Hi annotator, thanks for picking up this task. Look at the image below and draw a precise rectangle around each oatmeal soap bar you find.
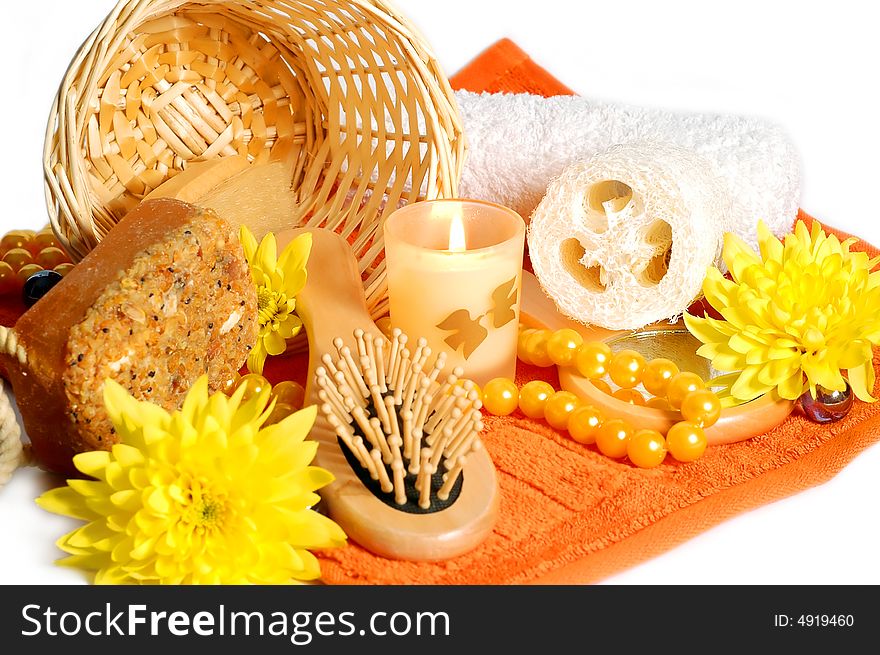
[2,199,258,474]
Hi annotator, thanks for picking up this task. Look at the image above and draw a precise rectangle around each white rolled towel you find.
[528,142,730,330]
[455,90,801,249]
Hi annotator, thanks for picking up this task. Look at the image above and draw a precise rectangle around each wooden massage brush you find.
[278,228,499,562]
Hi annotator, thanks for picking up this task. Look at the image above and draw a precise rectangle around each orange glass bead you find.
[627,430,668,469]
[524,330,554,368]
[454,379,482,403]
[2,248,34,271]
[609,349,647,389]
[595,418,634,458]
[36,247,69,270]
[612,388,646,406]
[30,230,60,254]
[544,391,580,430]
[666,372,706,410]
[646,396,673,411]
[680,389,722,428]
[546,329,584,367]
[266,402,297,426]
[0,230,35,255]
[237,373,271,402]
[219,373,241,396]
[568,405,603,444]
[271,380,306,410]
[641,358,680,397]
[517,328,537,364]
[54,263,75,276]
[592,379,613,395]
[0,262,18,295]
[375,316,394,340]
[16,264,44,285]
[519,380,555,419]
[575,341,613,379]
[666,421,708,462]
[482,378,519,416]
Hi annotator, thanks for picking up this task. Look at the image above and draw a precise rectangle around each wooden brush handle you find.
[278,228,372,371]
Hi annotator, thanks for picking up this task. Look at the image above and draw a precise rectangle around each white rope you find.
[0,325,26,367]
[0,326,29,489]
[0,379,28,489]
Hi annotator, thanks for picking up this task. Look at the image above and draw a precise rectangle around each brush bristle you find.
[317,329,484,509]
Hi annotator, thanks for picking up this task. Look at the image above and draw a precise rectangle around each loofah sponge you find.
[455,90,801,250]
[528,142,730,330]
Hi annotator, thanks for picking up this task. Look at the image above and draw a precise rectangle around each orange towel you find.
[450,38,575,96]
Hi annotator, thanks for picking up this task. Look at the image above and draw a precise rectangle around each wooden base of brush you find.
[520,272,795,445]
[311,413,499,561]
[283,228,499,562]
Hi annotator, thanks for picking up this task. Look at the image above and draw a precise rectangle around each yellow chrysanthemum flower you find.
[37,377,346,585]
[685,221,880,404]
[240,226,311,374]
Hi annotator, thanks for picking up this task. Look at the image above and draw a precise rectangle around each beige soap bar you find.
[143,156,298,239]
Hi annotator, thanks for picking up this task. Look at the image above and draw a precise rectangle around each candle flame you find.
[448,208,467,251]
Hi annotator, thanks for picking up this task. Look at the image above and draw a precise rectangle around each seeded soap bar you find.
[5,199,258,474]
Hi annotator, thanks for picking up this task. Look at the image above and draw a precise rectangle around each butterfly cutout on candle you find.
[436,277,519,359]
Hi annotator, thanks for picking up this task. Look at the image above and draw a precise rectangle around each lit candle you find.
[383,199,526,385]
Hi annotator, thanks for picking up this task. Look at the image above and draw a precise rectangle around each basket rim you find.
[43,0,466,282]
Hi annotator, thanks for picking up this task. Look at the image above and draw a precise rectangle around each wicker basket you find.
[43,0,464,317]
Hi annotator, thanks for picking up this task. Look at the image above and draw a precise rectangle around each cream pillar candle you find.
[384,199,526,386]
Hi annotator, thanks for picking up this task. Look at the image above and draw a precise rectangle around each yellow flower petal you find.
[757,220,783,262]
[684,313,730,346]
[67,478,107,498]
[73,450,112,479]
[723,232,761,281]
[247,345,269,375]
[701,268,737,309]
[778,371,806,400]
[730,365,771,402]
[255,232,278,278]
[278,233,312,294]
[277,319,302,344]
[66,522,116,549]
[838,340,872,370]
[849,361,877,403]
[274,405,318,444]
[37,487,96,521]
[238,225,259,263]
[263,329,287,356]
[111,444,145,468]
[711,347,746,372]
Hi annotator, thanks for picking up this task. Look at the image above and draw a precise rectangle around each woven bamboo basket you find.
[43,0,465,317]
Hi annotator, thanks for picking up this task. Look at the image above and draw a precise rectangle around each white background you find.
[1,0,878,585]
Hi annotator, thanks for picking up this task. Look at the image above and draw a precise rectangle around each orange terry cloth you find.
[312,41,880,584]
[451,38,575,96]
